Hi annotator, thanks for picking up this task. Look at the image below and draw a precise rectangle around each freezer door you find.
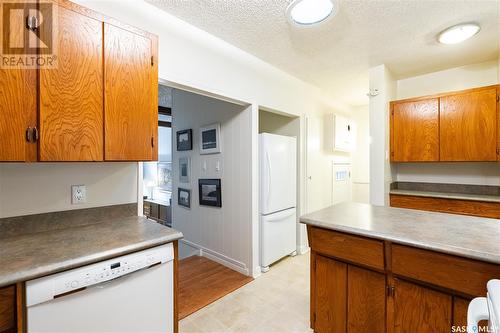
[260,133,297,215]
[260,208,297,267]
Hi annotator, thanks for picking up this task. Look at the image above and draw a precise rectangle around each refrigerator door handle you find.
[266,209,296,222]
[266,151,271,209]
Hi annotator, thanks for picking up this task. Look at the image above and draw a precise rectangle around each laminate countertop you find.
[300,202,500,265]
[0,216,183,288]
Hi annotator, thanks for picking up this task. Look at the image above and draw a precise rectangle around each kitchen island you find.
[301,202,500,333]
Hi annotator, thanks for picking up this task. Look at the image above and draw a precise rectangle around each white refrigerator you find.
[260,133,297,272]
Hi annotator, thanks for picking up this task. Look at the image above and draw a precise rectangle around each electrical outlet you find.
[71,185,86,204]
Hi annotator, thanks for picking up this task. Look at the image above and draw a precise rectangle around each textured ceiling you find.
[146,0,500,106]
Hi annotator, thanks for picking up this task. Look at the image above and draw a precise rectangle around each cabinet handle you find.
[33,127,39,141]
[26,16,38,31]
[151,136,155,148]
[25,127,33,142]
[387,285,395,297]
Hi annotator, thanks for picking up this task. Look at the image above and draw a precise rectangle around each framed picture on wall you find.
[178,188,191,208]
[198,179,222,207]
[179,157,190,183]
[176,129,193,151]
[157,162,172,191]
[200,123,221,154]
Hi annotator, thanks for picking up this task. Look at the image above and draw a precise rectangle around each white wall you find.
[396,163,500,186]
[394,60,500,186]
[369,65,396,206]
[397,60,499,99]
[172,90,253,275]
[351,105,370,203]
[0,163,137,218]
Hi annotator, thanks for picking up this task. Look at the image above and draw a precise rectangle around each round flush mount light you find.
[286,0,336,26]
[438,23,480,44]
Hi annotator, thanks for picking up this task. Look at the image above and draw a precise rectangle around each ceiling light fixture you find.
[438,23,480,44]
[286,0,336,26]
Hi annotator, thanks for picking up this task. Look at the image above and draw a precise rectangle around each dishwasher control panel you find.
[26,243,174,307]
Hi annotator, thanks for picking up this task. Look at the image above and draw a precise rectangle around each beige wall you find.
[397,60,498,99]
[0,163,137,218]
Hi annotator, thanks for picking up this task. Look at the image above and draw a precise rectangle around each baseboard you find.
[180,239,249,276]
[298,245,310,255]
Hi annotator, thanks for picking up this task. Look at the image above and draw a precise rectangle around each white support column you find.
[250,103,261,278]
[369,65,396,206]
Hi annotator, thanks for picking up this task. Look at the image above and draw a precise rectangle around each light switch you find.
[71,185,87,204]
[202,161,207,172]
[215,160,220,172]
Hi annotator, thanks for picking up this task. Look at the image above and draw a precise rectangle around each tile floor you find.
[179,252,312,333]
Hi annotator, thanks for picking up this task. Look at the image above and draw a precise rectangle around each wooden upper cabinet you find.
[498,86,500,161]
[393,279,452,333]
[0,1,37,162]
[391,98,439,162]
[39,6,103,161]
[440,87,497,161]
[104,23,157,161]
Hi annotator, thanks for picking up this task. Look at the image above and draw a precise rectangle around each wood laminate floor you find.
[179,256,253,319]
[180,253,311,332]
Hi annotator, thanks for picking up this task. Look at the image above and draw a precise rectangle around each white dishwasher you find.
[26,243,174,333]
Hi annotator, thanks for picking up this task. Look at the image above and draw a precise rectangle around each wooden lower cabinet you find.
[393,279,452,333]
[314,255,347,333]
[347,266,386,333]
[0,286,15,333]
[313,256,386,333]
[308,226,499,333]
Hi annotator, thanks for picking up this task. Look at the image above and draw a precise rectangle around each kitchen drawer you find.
[0,285,15,333]
[392,244,500,296]
[308,226,385,270]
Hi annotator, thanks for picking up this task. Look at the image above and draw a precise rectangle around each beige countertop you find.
[0,216,183,288]
[390,189,500,203]
[300,202,500,265]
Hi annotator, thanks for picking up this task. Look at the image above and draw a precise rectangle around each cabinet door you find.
[440,88,497,161]
[0,286,15,332]
[0,1,37,162]
[394,279,452,333]
[453,297,488,332]
[104,24,156,161]
[39,6,103,161]
[391,98,439,162]
[315,255,347,333]
[347,266,385,333]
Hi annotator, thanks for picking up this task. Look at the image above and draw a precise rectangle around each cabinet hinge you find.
[151,56,154,66]
[387,285,395,297]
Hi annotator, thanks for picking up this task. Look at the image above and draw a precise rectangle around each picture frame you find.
[178,188,191,208]
[157,162,172,191]
[200,123,221,155]
[179,157,190,183]
[176,129,193,151]
[198,179,222,207]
